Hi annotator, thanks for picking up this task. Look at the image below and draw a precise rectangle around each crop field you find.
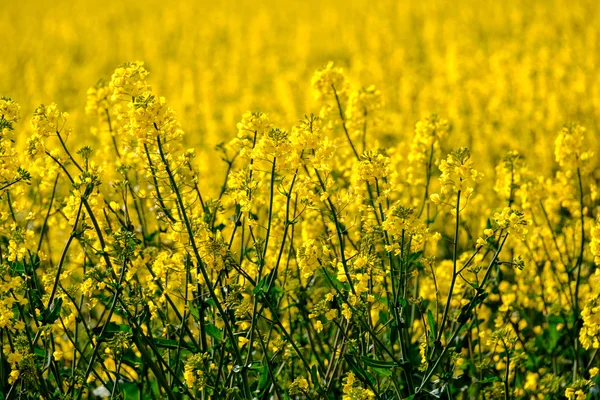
[1,0,600,399]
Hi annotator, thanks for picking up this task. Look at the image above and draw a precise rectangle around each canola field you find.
[1,0,600,398]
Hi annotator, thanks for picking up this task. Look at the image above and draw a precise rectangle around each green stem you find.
[437,190,461,343]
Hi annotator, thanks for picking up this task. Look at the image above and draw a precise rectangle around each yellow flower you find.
[431,147,482,208]
[0,97,21,123]
[591,221,600,266]
[184,369,196,387]
[342,304,352,320]
[110,61,150,101]
[289,377,310,395]
[294,377,308,391]
[30,103,68,137]
[493,207,529,240]
[7,351,22,365]
[314,320,323,333]
[311,61,348,100]
[555,123,593,173]
[325,309,338,321]
[238,336,249,346]
[8,369,20,385]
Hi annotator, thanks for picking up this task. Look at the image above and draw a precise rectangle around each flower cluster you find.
[555,123,593,174]
[311,61,349,100]
[342,372,375,400]
[0,97,21,129]
[430,147,482,207]
[591,221,600,266]
[580,294,600,350]
[493,207,529,240]
[409,114,450,167]
[109,61,151,101]
[30,103,68,137]
[85,79,112,117]
[236,111,272,151]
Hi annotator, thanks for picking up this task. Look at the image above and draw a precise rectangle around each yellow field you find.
[3,0,599,169]
[1,0,599,399]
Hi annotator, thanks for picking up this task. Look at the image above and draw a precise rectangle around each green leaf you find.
[371,366,393,377]
[360,356,397,369]
[205,297,218,308]
[38,297,62,325]
[253,275,268,295]
[121,382,140,399]
[478,376,500,384]
[144,231,159,243]
[427,309,437,339]
[10,261,25,275]
[310,365,320,390]
[190,305,200,322]
[206,323,223,342]
[153,338,193,350]
[154,338,179,349]
[397,297,408,308]
[33,347,46,358]
[257,364,269,391]
[248,362,263,371]
[93,322,131,340]
[547,314,563,352]
[111,322,131,333]
[408,251,423,263]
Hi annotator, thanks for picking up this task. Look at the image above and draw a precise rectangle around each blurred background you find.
[2,0,599,176]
